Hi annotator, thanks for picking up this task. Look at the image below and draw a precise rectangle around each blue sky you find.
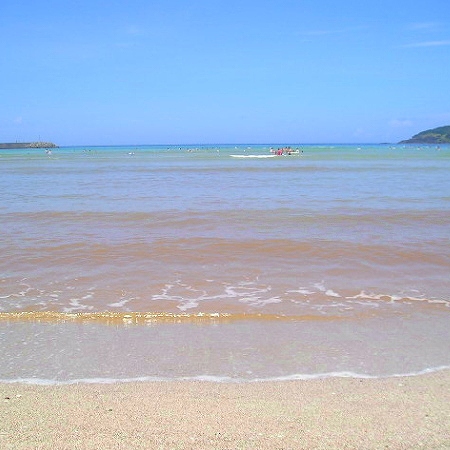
[1,0,450,145]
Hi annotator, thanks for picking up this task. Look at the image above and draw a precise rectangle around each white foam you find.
[314,281,327,292]
[108,298,133,308]
[325,289,341,298]
[2,365,449,386]
[151,278,276,309]
[346,290,449,306]
[239,296,281,307]
[177,299,200,311]
[287,288,315,295]
[62,294,94,313]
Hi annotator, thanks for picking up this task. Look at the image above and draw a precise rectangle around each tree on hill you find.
[399,125,450,144]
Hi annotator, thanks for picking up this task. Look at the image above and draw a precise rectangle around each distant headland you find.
[0,142,58,149]
[399,125,450,144]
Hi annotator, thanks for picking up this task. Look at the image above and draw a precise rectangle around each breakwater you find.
[0,142,57,149]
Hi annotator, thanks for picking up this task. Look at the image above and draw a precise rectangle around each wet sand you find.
[1,370,449,449]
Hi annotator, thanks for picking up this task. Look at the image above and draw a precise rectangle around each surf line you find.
[0,311,352,325]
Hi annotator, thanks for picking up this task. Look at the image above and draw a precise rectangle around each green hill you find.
[399,125,450,144]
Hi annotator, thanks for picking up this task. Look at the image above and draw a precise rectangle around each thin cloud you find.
[298,25,367,37]
[407,22,441,31]
[124,25,146,37]
[402,40,450,48]
[301,29,342,36]
[114,25,147,49]
[390,119,413,128]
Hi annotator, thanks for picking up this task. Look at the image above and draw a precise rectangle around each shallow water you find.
[0,144,449,382]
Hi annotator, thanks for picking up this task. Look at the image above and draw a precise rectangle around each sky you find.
[1,0,450,145]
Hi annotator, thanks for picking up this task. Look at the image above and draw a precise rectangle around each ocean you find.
[0,143,449,383]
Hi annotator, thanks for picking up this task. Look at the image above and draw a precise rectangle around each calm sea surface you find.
[0,144,449,383]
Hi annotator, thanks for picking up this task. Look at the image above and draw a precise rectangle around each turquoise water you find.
[0,143,449,383]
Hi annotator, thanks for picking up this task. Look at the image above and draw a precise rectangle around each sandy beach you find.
[1,370,449,450]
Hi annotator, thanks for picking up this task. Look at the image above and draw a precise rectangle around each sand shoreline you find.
[1,370,449,449]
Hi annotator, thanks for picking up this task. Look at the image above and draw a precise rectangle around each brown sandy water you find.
[0,144,449,382]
